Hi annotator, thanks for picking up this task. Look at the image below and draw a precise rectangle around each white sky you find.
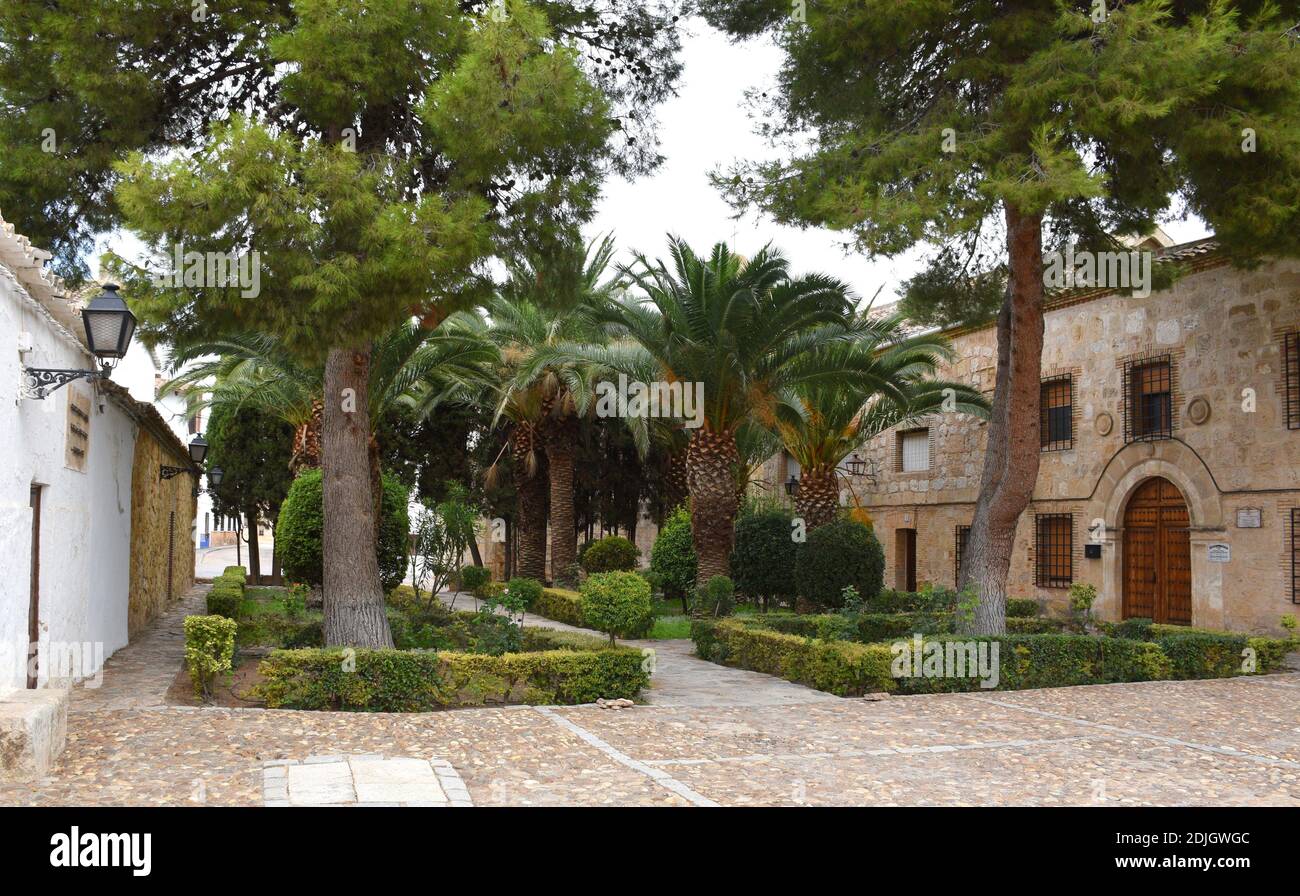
[103,17,1213,316]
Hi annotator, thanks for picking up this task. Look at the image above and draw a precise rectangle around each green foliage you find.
[581,571,654,643]
[459,565,492,598]
[898,249,1006,330]
[864,588,959,614]
[1005,599,1040,619]
[691,619,895,697]
[409,485,478,602]
[206,568,246,619]
[505,577,544,610]
[205,402,295,525]
[692,575,736,619]
[257,639,648,711]
[276,468,410,592]
[530,587,587,629]
[731,509,796,606]
[184,615,238,700]
[580,535,639,573]
[795,518,885,609]
[649,506,697,604]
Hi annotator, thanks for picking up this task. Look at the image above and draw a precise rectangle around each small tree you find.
[692,575,735,619]
[731,509,796,611]
[581,572,652,645]
[650,505,697,612]
[580,535,640,573]
[795,519,885,611]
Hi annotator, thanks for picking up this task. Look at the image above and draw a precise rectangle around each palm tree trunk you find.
[686,428,740,580]
[291,399,323,473]
[960,205,1044,635]
[543,415,579,585]
[794,465,840,530]
[511,424,548,580]
[321,345,393,648]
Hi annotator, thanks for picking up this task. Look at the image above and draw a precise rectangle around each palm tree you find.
[490,234,624,584]
[776,316,990,529]
[530,238,866,579]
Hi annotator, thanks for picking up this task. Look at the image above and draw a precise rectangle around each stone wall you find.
[126,424,197,638]
[759,251,1300,634]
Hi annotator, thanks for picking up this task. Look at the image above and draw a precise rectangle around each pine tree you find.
[701,0,1300,632]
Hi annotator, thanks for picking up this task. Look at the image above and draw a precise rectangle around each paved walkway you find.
[2,588,1298,806]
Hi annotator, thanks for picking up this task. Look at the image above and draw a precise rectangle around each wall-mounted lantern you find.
[784,474,800,497]
[24,284,137,399]
[161,434,221,497]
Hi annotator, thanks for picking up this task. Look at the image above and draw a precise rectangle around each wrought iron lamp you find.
[784,474,800,497]
[24,284,136,399]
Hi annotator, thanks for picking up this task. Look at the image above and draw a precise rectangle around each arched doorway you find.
[1122,477,1192,624]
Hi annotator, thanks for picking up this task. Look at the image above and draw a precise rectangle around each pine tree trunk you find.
[686,428,740,581]
[960,205,1045,636]
[511,423,548,580]
[794,464,840,530]
[321,345,393,648]
[544,415,578,585]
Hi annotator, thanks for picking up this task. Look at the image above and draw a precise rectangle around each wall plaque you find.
[1236,507,1262,528]
[1207,543,1231,563]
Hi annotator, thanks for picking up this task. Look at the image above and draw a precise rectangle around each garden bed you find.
[182,583,649,710]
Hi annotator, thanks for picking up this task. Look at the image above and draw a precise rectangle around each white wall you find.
[0,266,135,695]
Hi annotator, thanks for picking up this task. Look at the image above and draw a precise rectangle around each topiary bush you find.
[795,518,885,610]
[581,571,653,644]
[580,535,640,573]
[731,509,797,610]
[692,575,735,618]
[505,576,543,609]
[184,615,237,699]
[1005,598,1039,618]
[206,568,245,619]
[459,565,492,598]
[650,506,697,611]
[276,468,410,593]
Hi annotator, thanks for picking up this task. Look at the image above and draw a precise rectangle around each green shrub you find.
[731,509,797,608]
[257,642,649,710]
[184,615,238,699]
[865,588,959,613]
[1154,631,1251,679]
[795,518,885,609]
[276,468,410,592]
[459,565,492,597]
[531,587,586,627]
[1005,598,1039,618]
[1005,616,1070,634]
[206,569,245,619]
[1104,617,1154,640]
[650,507,697,609]
[581,571,654,643]
[580,535,640,573]
[691,619,894,696]
[222,565,247,584]
[505,577,544,610]
[692,575,736,618]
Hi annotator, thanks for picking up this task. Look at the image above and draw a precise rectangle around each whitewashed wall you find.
[0,265,135,695]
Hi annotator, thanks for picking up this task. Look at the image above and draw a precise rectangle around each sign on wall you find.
[1235,507,1262,528]
[1207,543,1231,563]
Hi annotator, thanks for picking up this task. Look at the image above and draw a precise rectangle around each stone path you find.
[1,586,1297,806]
[264,755,472,807]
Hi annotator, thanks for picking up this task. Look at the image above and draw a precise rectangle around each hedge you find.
[184,614,237,698]
[529,585,654,638]
[691,619,894,696]
[256,640,649,710]
[206,567,246,619]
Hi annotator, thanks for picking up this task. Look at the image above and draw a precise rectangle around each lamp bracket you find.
[160,465,197,482]
[21,366,103,400]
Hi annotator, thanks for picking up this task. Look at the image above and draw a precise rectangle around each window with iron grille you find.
[1034,513,1073,588]
[954,525,970,587]
[1040,375,1073,450]
[1285,332,1300,430]
[1292,508,1300,604]
[1123,357,1173,442]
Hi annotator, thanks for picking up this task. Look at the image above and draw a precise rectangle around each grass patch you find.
[647,615,692,639]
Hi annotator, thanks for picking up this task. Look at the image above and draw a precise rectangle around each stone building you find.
[763,237,1300,635]
[0,212,195,777]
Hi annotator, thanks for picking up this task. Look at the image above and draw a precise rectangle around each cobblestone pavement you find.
[2,587,1297,806]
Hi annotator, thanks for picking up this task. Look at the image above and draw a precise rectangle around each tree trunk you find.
[686,428,740,581]
[246,507,262,583]
[291,399,323,473]
[511,423,548,580]
[794,464,840,529]
[321,345,393,647]
[960,205,1045,635]
[543,415,578,585]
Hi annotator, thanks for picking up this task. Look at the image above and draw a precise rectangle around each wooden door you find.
[896,528,918,592]
[1123,477,1191,624]
[28,486,41,689]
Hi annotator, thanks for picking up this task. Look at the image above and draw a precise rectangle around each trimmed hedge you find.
[256,638,649,710]
[581,571,654,641]
[531,587,586,627]
[1005,598,1039,618]
[691,619,894,696]
[580,535,640,573]
[206,567,246,618]
[863,587,958,614]
[184,614,237,698]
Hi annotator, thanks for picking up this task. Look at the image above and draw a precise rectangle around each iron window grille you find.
[955,525,970,587]
[1040,375,1074,451]
[1292,508,1300,604]
[1123,356,1173,442]
[1034,513,1074,589]
[1285,332,1300,430]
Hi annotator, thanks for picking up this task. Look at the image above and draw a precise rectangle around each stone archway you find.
[1086,440,1225,627]
[1121,477,1192,624]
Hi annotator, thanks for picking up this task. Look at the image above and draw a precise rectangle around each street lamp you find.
[25,283,138,398]
[161,435,216,496]
[188,434,209,466]
[208,466,224,488]
[844,453,867,476]
[784,474,800,497]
